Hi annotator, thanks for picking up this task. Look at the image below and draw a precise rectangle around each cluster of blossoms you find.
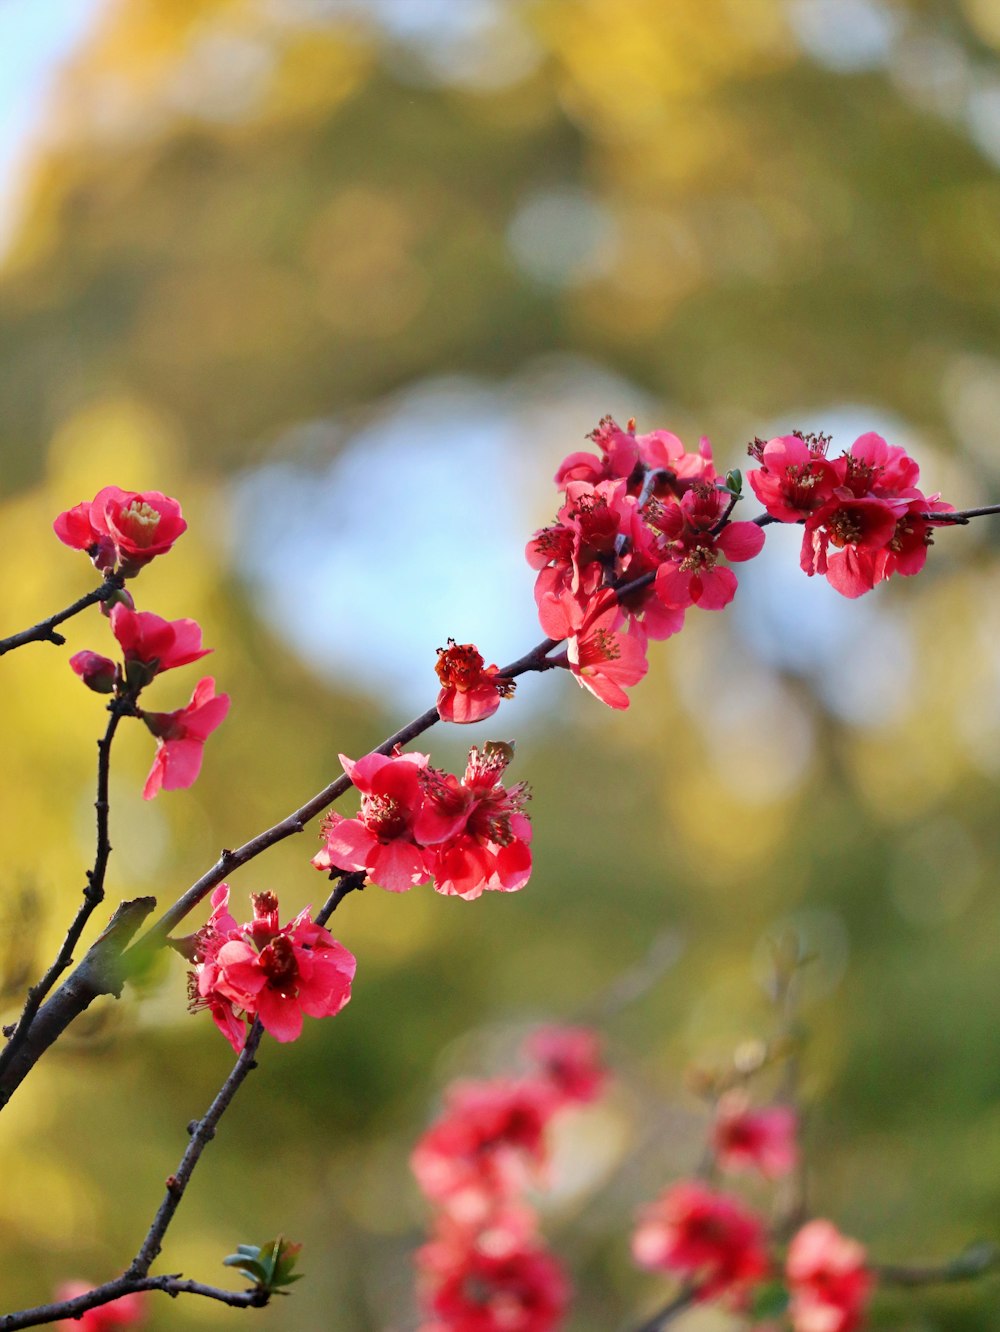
[748,431,953,598]
[529,418,953,709]
[529,417,765,708]
[312,742,531,899]
[175,885,357,1052]
[633,1090,872,1330]
[55,486,229,799]
[412,1026,606,1331]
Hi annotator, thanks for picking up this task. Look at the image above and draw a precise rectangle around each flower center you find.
[260,935,299,993]
[119,499,162,547]
[362,793,408,840]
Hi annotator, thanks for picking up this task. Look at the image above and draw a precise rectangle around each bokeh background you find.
[2,0,1000,1327]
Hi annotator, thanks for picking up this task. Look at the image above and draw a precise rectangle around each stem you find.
[0,1276,267,1330]
[316,871,367,928]
[876,1242,1000,1287]
[127,1021,266,1280]
[631,1286,697,1332]
[0,703,125,1075]
[921,504,1000,524]
[0,578,122,657]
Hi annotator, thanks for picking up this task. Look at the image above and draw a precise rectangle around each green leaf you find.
[748,1281,789,1321]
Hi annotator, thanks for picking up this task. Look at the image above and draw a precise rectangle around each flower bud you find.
[69,651,118,694]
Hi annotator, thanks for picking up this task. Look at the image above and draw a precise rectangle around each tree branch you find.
[0,702,127,1073]
[0,1275,268,1330]
[0,578,122,657]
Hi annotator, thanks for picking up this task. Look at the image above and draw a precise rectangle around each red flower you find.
[312,749,431,893]
[53,486,185,575]
[56,1284,145,1330]
[566,589,648,710]
[632,1180,769,1300]
[188,886,356,1050]
[651,483,765,612]
[417,1230,569,1332]
[140,677,230,799]
[110,604,210,685]
[411,1079,554,1219]
[69,650,118,695]
[712,1093,797,1178]
[436,641,515,724]
[786,1220,873,1332]
[523,1026,606,1108]
[416,743,532,899]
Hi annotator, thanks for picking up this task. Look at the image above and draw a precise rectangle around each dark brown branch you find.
[0,1275,268,1330]
[920,503,1000,524]
[631,1286,697,1331]
[127,1020,266,1280]
[0,897,154,1109]
[317,871,367,927]
[876,1242,1000,1287]
[0,578,122,657]
[0,702,127,1075]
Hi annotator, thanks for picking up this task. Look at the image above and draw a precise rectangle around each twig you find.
[0,1275,267,1330]
[127,1020,266,1279]
[876,1242,1000,1287]
[0,702,127,1074]
[0,578,122,657]
[317,870,367,927]
[631,1285,698,1332]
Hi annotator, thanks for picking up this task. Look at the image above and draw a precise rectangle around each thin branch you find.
[0,1275,267,1330]
[127,1020,266,1279]
[876,1242,1000,1288]
[0,578,122,657]
[0,701,128,1074]
[921,503,1000,524]
[631,1286,698,1332]
[317,870,367,928]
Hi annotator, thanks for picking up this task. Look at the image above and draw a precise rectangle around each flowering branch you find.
[0,577,122,657]
[0,699,129,1071]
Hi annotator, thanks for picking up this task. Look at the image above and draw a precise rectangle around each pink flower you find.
[554,415,640,490]
[416,1230,570,1332]
[436,640,515,724]
[416,743,532,900]
[53,486,186,575]
[632,1180,769,1300]
[712,1093,797,1178]
[411,1078,555,1219]
[523,1026,606,1107]
[747,433,840,522]
[312,749,431,893]
[188,886,356,1050]
[110,603,210,686]
[566,589,648,710]
[651,483,765,612]
[786,1220,873,1332]
[69,650,118,694]
[57,1284,145,1330]
[140,677,230,799]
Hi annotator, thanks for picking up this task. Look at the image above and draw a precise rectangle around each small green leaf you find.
[725,468,743,496]
[748,1281,789,1321]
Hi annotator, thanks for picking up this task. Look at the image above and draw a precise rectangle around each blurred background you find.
[1,0,1000,1327]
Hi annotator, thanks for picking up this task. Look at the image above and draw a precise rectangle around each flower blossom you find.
[56,1284,145,1330]
[436,640,515,724]
[69,650,118,695]
[313,749,431,893]
[524,1025,606,1108]
[749,431,953,598]
[651,482,766,612]
[140,676,230,799]
[632,1180,769,1300]
[416,1228,569,1332]
[53,486,186,576]
[313,745,532,900]
[186,885,356,1051]
[712,1093,797,1178]
[110,603,210,686]
[786,1220,873,1332]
